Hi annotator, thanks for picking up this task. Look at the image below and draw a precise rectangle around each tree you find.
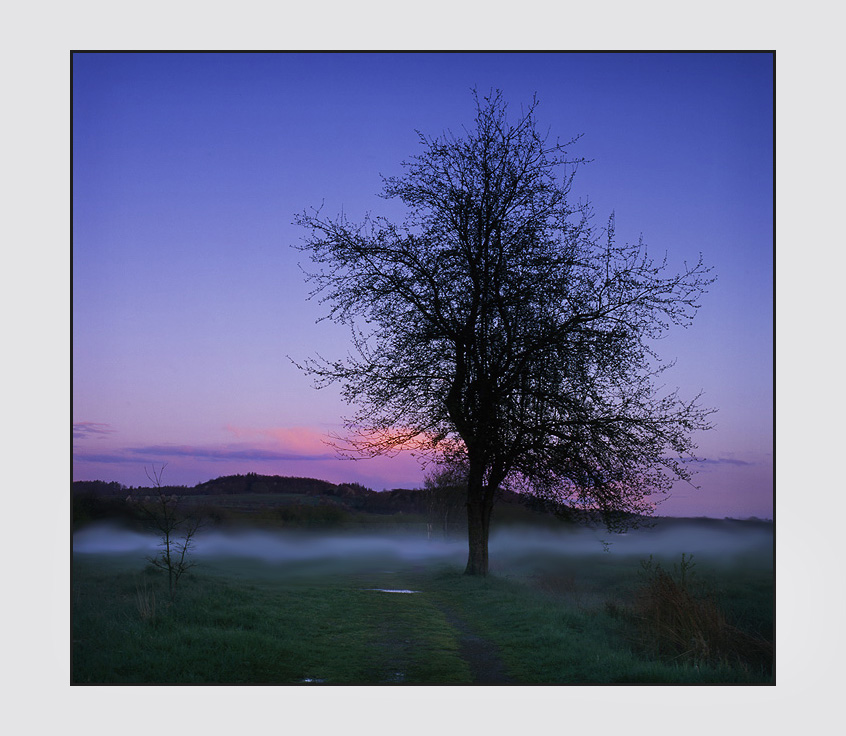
[294,89,715,576]
[130,463,202,601]
[423,461,468,539]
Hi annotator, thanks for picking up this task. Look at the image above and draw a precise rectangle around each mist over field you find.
[73,518,772,570]
[72,514,774,684]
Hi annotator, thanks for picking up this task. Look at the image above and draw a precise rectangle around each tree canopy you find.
[294,89,714,575]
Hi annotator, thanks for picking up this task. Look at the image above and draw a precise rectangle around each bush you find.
[632,554,772,673]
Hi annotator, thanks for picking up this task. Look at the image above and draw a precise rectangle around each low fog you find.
[73,518,772,570]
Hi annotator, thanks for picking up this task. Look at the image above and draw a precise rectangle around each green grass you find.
[73,556,470,684]
[414,564,771,684]
[72,543,772,684]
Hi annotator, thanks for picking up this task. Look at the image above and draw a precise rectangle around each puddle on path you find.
[362,588,420,594]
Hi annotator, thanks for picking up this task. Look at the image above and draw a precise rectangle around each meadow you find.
[72,519,773,684]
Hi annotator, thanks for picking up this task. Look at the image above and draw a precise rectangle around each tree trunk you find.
[464,478,494,576]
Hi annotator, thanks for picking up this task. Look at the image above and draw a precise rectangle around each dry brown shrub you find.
[633,556,772,673]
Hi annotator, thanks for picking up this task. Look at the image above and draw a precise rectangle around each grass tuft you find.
[135,578,157,625]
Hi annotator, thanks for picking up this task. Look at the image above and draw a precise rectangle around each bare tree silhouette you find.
[131,463,202,601]
[423,461,467,539]
[294,89,715,575]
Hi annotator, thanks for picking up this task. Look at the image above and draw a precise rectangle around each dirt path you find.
[436,605,514,684]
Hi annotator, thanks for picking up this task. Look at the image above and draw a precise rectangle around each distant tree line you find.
[72,480,127,497]
[71,473,602,531]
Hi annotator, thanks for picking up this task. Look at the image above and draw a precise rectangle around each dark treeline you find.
[71,474,770,534]
[71,473,581,527]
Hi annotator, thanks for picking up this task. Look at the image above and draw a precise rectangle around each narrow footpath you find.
[436,605,514,684]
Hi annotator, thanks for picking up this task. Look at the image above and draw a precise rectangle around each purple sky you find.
[72,52,773,518]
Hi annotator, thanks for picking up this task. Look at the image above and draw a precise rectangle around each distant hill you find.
[192,473,378,499]
[72,473,522,521]
[72,474,379,499]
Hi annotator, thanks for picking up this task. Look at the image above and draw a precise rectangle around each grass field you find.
[72,520,773,685]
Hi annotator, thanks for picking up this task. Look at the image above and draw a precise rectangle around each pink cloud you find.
[223,424,335,457]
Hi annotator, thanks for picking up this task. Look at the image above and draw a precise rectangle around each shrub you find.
[632,554,772,673]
